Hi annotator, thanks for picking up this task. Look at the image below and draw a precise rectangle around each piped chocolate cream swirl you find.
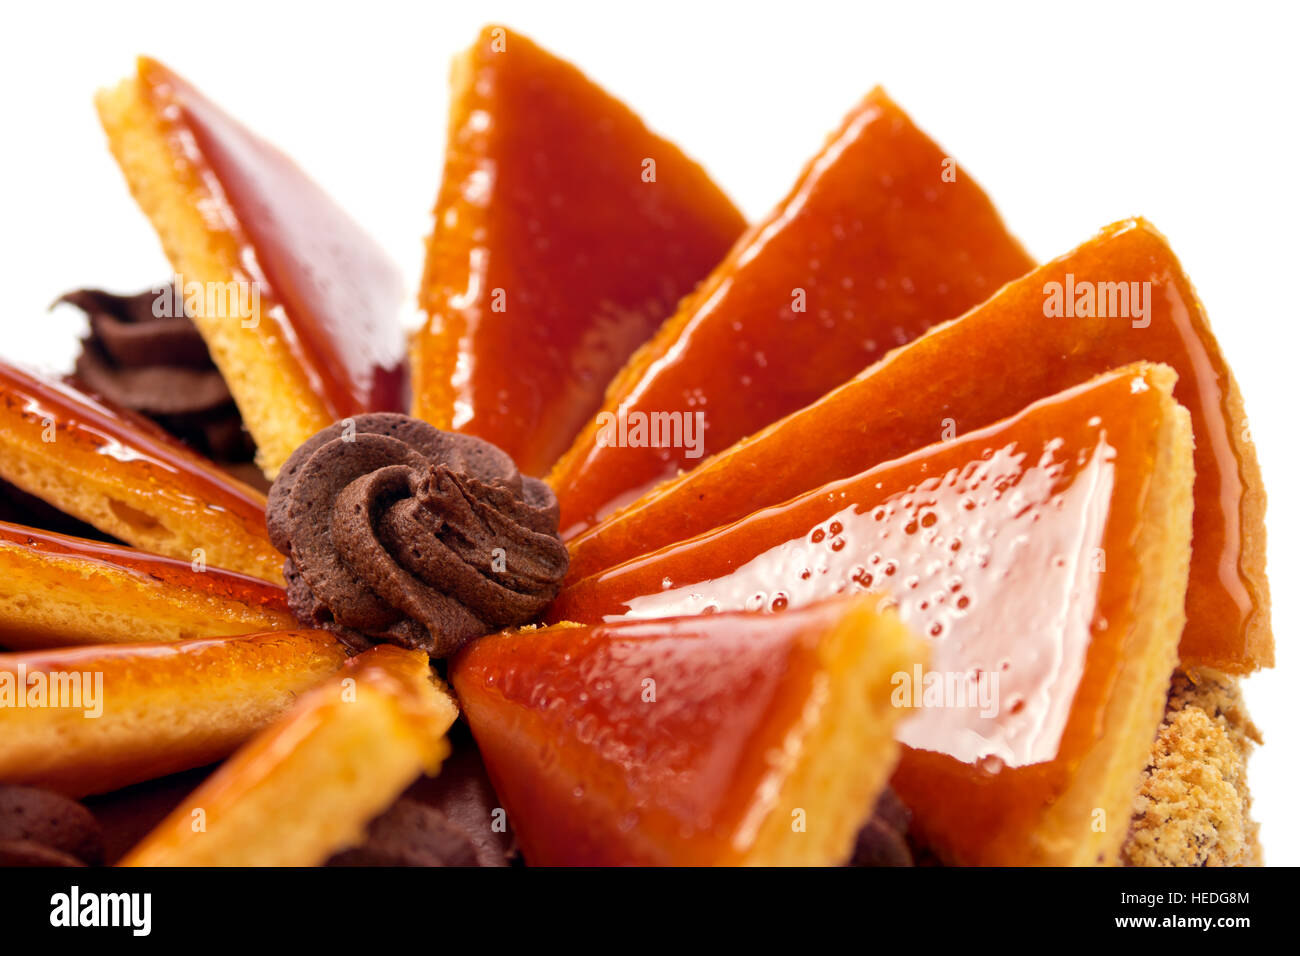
[0,785,105,867]
[267,414,568,656]
[56,286,253,461]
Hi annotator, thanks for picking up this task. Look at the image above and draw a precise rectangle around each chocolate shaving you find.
[56,285,254,461]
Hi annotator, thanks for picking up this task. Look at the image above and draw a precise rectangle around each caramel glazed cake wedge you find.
[96,58,409,479]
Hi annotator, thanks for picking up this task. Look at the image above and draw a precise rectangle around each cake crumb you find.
[1122,668,1262,867]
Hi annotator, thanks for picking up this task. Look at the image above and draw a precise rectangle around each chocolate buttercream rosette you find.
[326,798,481,867]
[267,414,568,657]
[0,785,105,867]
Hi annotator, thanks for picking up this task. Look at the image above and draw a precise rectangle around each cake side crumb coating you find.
[1122,668,1262,867]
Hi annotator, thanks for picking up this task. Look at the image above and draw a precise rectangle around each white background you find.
[2,1,1296,863]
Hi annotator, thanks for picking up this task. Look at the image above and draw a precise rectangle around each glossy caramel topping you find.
[412,26,746,476]
[452,599,914,865]
[548,366,1188,858]
[0,360,268,541]
[0,519,288,615]
[137,58,407,419]
[563,219,1268,672]
[547,87,1034,535]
